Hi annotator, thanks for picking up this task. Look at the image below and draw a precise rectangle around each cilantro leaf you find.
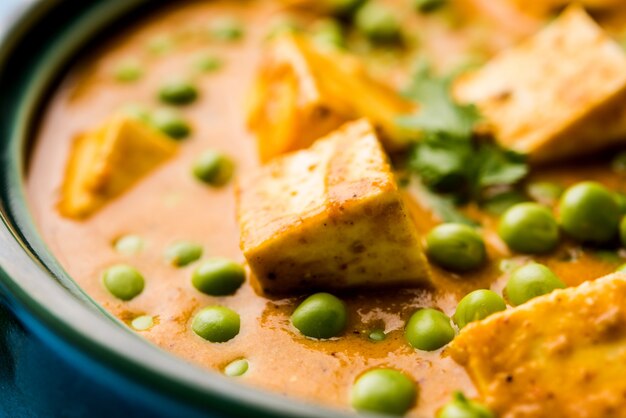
[472,145,528,190]
[407,133,472,193]
[410,180,479,226]
[397,62,481,140]
[400,62,529,205]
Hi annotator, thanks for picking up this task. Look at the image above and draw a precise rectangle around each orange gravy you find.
[25,1,626,416]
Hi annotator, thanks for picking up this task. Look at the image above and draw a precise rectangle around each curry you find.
[24,0,626,417]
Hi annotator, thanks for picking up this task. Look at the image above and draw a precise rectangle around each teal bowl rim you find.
[0,1,358,417]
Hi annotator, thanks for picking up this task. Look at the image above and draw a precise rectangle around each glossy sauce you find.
[25,1,626,416]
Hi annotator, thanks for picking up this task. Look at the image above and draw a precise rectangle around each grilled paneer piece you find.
[454,6,626,163]
[449,272,626,418]
[59,114,177,219]
[237,119,430,294]
[246,34,416,162]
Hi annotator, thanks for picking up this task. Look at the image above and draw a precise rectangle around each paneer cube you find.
[59,114,177,219]
[448,272,626,418]
[454,6,626,163]
[246,34,416,162]
[237,119,430,294]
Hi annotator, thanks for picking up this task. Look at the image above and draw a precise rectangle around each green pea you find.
[505,263,565,306]
[615,192,626,215]
[311,19,345,50]
[526,181,564,206]
[437,392,494,418]
[193,54,223,73]
[151,108,191,140]
[158,80,199,105]
[453,290,506,329]
[368,329,386,342]
[209,17,245,41]
[164,241,203,267]
[425,223,487,272]
[192,258,245,296]
[405,308,455,351]
[498,203,559,254]
[192,150,234,186]
[558,182,620,244]
[354,2,402,43]
[413,0,446,13]
[224,359,249,377]
[191,306,240,343]
[113,59,143,83]
[147,35,174,55]
[131,315,154,331]
[103,264,145,301]
[114,234,145,256]
[351,369,417,415]
[291,293,347,339]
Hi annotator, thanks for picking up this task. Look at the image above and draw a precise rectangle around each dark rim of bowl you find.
[0,1,361,417]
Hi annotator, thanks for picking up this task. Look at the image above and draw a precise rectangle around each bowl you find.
[0,1,350,417]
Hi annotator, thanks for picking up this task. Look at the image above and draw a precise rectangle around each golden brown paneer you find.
[59,114,177,219]
[246,34,416,162]
[454,6,626,164]
[449,272,626,418]
[237,119,430,294]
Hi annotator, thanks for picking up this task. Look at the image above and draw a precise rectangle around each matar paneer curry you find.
[25,0,626,416]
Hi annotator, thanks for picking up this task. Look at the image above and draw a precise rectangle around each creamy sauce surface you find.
[26,1,626,416]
